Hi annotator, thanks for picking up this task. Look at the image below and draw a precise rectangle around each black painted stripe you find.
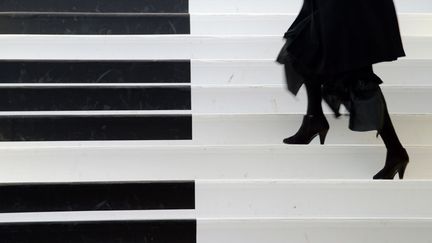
[0,220,196,243]
[0,0,189,13]
[0,87,191,111]
[0,13,190,35]
[0,115,192,141]
[0,60,191,84]
[0,181,195,213]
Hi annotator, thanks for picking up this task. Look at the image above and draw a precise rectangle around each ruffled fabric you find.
[320,67,386,135]
[276,0,405,136]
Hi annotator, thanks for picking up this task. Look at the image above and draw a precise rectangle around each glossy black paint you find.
[0,60,191,83]
[0,181,195,213]
[0,0,189,13]
[0,115,192,141]
[0,86,191,111]
[0,13,190,34]
[0,220,196,243]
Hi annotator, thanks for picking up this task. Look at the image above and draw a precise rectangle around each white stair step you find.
[196,180,432,218]
[192,114,431,145]
[199,218,432,243]
[191,85,432,114]
[0,145,430,182]
[192,59,432,86]
[0,36,429,60]
[189,0,432,13]
[191,13,432,36]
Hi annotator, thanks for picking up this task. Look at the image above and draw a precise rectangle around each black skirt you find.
[277,0,405,135]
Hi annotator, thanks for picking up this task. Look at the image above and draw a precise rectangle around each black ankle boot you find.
[373,148,409,180]
[283,114,330,145]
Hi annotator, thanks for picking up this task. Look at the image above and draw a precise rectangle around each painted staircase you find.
[0,0,432,242]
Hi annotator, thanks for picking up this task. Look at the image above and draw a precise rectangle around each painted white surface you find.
[190,114,431,145]
[191,85,432,114]
[195,180,432,218]
[191,13,432,36]
[189,0,432,13]
[0,210,196,223]
[192,59,432,86]
[198,218,432,243]
[189,0,302,14]
[0,145,429,182]
[0,36,428,60]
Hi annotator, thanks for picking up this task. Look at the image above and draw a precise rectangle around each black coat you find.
[276,0,405,134]
[278,0,405,75]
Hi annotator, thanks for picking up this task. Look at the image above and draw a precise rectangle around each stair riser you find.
[199,220,432,243]
[196,181,432,218]
[191,86,431,114]
[0,60,191,84]
[0,182,195,213]
[1,0,426,14]
[0,87,191,111]
[191,14,432,36]
[0,14,190,35]
[191,114,431,145]
[189,0,432,13]
[0,86,191,111]
[192,60,432,86]
[0,115,192,141]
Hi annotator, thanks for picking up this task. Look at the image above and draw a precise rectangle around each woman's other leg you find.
[373,93,409,179]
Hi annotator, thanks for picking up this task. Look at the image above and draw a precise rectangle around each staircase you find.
[0,0,432,242]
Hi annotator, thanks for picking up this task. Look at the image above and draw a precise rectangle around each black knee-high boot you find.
[373,97,409,180]
[283,80,330,145]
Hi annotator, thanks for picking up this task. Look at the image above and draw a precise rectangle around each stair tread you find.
[0,35,428,59]
[0,145,430,181]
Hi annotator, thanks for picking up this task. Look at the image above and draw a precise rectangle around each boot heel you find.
[398,163,408,179]
[319,129,329,145]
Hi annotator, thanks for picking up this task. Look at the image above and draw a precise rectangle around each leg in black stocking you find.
[305,80,325,116]
[283,80,330,145]
[373,98,409,180]
[380,106,403,151]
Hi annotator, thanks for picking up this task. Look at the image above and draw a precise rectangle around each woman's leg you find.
[305,79,325,116]
[283,80,329,145]
[380,104,403,151]
[373,94,409,179]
